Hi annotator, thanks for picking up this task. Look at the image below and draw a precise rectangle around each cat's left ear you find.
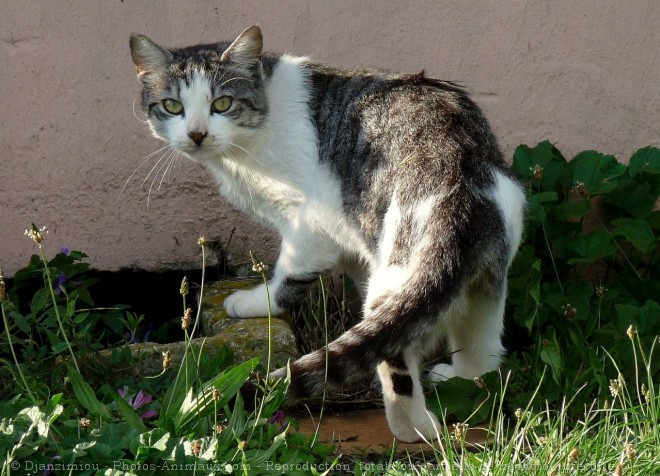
[221,25,263,69]
[129,34,173,81]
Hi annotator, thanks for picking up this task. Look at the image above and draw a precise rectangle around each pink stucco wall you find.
[1,1,658,276]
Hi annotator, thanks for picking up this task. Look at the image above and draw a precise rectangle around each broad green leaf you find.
[139,428,171,452]
[508,246,542,331]
[527,192,558,222]
[51,341,71,355]
[46,393,63,419]
[544,281,592,321]
[512,141,567,190]
[68,365,109,418]
[535,191,559,202]
[549,200,591,221]
[160,348,200,427]
[65,295,78,319]
[629,146,660,177]
[30,288,50,313]
[604,178,655,218]
[69,249,89,260]
[429,377,481,421]
[567,230,616,264]
[248,431,288,466]
[569,150,626,195]
[173,358,258,435]
[257,371,290,418]
[612,218,658,255]
[9,310,31,333]
[540,331,563,385]
[615,300,660,335]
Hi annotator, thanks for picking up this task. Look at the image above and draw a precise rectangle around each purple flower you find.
[267,410,288,433]
[60,247,70,255]
[54,272,68,295]
[133,390,153,408]
[267,410,285,424]
[138,409,158,420]
[53,270,81,295]
[118,386,158,420]
[117,385,128,399]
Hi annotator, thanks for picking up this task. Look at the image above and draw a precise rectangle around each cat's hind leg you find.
[428,284,506,383]
[378,348,440,442]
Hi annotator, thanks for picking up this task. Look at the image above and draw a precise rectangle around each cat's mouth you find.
[177,138,213,155]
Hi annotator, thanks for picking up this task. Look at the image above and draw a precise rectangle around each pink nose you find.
[188,131,207,146]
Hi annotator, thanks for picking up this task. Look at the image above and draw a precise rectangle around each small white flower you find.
[252,262,268,273]
[25,224,48,245]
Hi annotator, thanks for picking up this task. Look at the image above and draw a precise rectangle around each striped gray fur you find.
[129,25,525,442]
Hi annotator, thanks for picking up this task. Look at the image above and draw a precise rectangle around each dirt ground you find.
[294,408,490,455]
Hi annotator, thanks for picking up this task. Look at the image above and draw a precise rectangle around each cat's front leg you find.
[224,232,339,318]
[223,281,283,318]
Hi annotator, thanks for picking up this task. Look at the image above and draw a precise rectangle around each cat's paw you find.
[224,286,282,318]
[427,363,456,384]
[388,408,441,443]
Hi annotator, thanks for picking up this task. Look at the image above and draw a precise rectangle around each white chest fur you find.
[200,57,371,262]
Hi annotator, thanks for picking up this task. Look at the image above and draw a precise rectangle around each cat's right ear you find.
[129,34,173,81]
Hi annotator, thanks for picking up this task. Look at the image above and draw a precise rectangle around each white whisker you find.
[132,99,149,124]
[224,141,266,167]
[167,153,180,182]
[217,76,251,89]
[141,148,172,190]
[121,144,172,195]
[147,148,177,208]
[223,148,256,204]
[159,151,180,191]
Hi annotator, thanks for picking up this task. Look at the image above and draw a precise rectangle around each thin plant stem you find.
[593,207,643,280]
[1,302,38,404]
[162,238,206,411]
[183,328,190,392]
[541,222,564,295]
[263,273,272,381]
[188,243,206,341]
[310,276,329,449]
[249,250,272,379]
[38,245,79,373]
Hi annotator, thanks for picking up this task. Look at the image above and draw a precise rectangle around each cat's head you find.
[129,25,268,161]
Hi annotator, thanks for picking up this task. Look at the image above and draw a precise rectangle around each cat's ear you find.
[129,34,173,80]
[221,25,263,68]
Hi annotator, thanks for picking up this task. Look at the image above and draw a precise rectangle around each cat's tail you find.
[271,191,484,403]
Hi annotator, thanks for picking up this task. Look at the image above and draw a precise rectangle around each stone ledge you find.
[92,279,298,379]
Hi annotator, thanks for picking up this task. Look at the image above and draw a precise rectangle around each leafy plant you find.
[1,232,339,475]
[1,241,131,399]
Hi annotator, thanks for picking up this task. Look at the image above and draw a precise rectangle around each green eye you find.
[163,99,183,115]
[212,96,232,113]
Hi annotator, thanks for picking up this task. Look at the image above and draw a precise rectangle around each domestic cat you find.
[129,25,525,442]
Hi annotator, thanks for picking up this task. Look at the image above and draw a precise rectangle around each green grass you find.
[338,356,659,475]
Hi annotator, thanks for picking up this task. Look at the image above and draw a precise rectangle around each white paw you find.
[223,286,282,318]
[389,408,441,443]
[427,363,456,384]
